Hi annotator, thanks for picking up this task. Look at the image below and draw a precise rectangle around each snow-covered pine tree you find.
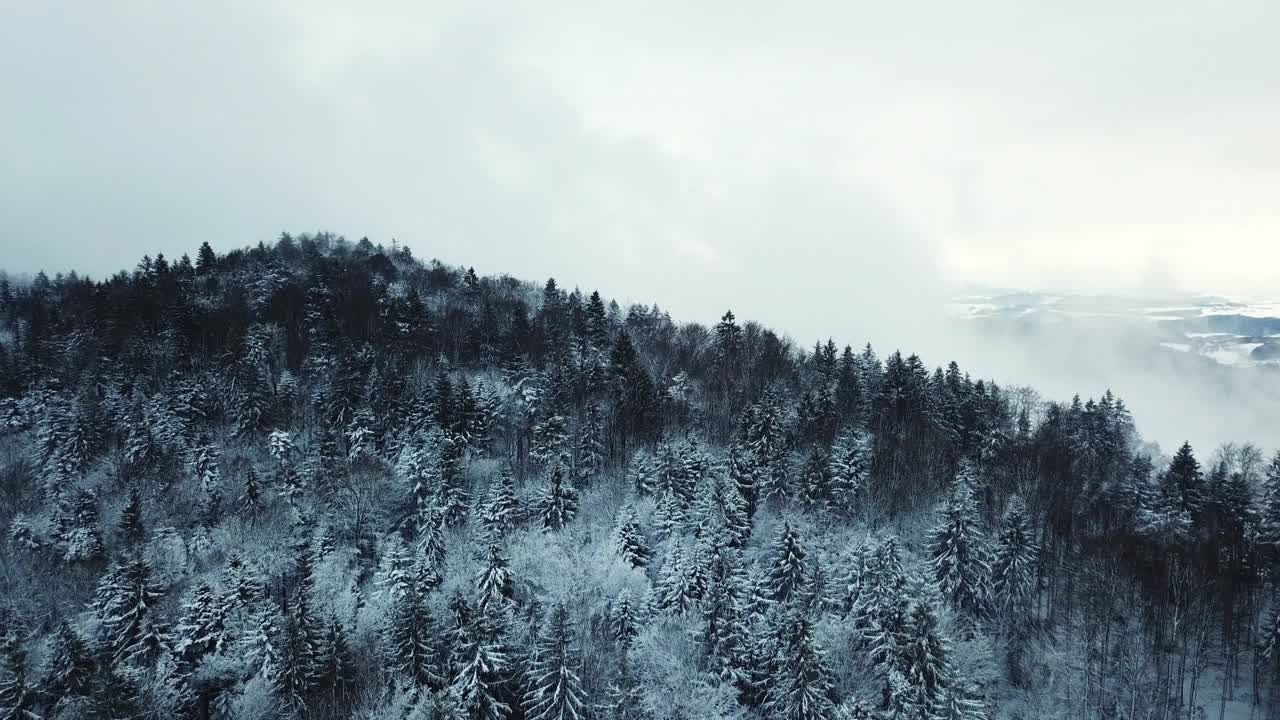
[598,648,651,720]
[0,630,38,720]
[990,496,1039,622]
[746,391,790,503]
[537,461,579,532]
[769,522,809,605]
[172,581,228,673]
[438,432,471,528]
[447,601,511,720]
[574,401,606,487]
[239,463,263,517]
[727,442,758,520]
[97,555,167,666]
[476,542,515,609]
[929,465,992,621]
[763,609,836,720]
[1260,451,1280,556]
[56,488,105,563]
[698,545,751,688]
[800,446,832,511]
[387,569,444,689]
[610,590,641,647]
[42,620,95,700]
[522,603,586,720]
[480,466,522,540]
[627,450,654,497]
[614,502,652,569]
[828,427,871,518]
[656,540,699,617]
[118,486,145,546]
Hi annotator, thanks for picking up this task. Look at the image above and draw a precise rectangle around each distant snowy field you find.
[946,291,1280,368]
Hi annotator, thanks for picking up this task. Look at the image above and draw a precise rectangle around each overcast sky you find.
[3,1,1280,354]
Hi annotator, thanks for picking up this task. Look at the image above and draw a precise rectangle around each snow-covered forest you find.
[0,235,1278,720]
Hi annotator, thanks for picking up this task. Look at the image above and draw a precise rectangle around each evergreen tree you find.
[481,466,522,540]
[317,616,357,705]
[172,581,227,673]
[747,391,790,502]
[614,503,652,569]
[195,241,217,275]
[118,486,145,546]
[0,632,38,720]
[523,604,586,720]
[656,541,699,617]
[1165,441,1206,526]
[387,571,444,689]
[828,428,871,518]
[1260,451,1280,556]
[599,649,651,720]
[476,541,515,609]
[764,609,835,720]
[41,621,95,700]
[990,497,1038,623]
[574,401,606,487]
[448,603,511,720]
[698,547,751,688]
[929,465,992,621]
[538,461,580,531]
[769,522,809,604]
[98,555,167,666]
[610,591,641,647]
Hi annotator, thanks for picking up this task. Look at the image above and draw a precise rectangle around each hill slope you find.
[0,235,1278,720]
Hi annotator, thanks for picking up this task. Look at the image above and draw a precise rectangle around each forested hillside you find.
[0,234,1278,720]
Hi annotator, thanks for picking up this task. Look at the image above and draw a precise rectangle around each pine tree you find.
[1260,451,1280,557]
[1165,441,1206,527]
[476,542,515,609]
[439,433,471,527]
[610,590,641,647]
[769,522,809,604]
[656,541,699,617]
[626,451,654,497]
[481,466,522,540]
[98,555,167,666]
[118,486,145,546]
[317,616,357,705]
[575,402,606,487]
[538,462,579,531]
[764,609,835,720]
[277,593,320,712]
[387,571,444,689]
[727,442,758,520]
[195,241,217,275]
[929,466,992,621]
[889,597,949,720]
[42,620,95,699]
[448,603,511,720]
[747,392,790,502]
[523,604,586,720]
[0,631,38,720]
[829,428,871,518]
[990,496,1039,622]
[614,503,652,569]
[698,547,751,688]
[599,649,651,720]
[172,581,227,673]
[800,446,832,511]
[56,489,105,564]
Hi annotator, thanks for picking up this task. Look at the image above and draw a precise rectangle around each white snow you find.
[1160,342,1192,353]
[1204,343,1264,366]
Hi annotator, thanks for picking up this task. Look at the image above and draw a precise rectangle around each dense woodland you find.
[0,234,1278,720]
